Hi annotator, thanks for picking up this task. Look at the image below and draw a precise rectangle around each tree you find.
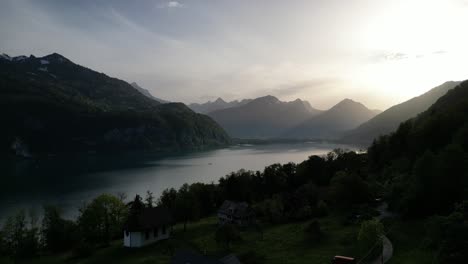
[315,200,328,217]
[157,188,178,217]
[263,164,288,195]
[41,206,78,252]
[296,155,328,186]
[254,194,285,224]
[357,219,384,256]
[174,184,200,231]
[215,224,241,249]
[129,194,144,215]
[426,201,468,263]
[77,194,128,246]
[0,210,39,258]
[329,171,370,206]
[145,190,155,208]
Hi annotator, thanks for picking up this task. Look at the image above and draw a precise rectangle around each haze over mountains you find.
[342,81,461,145]
[284,99,379,140]
[207,95,323,138]
[1,52,462,155]
[189,98,252,114]
[130,82,169,104]
[0,53,230,156]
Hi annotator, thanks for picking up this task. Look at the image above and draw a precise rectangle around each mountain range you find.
[0,53,230,156]
[207,96,323,138]
[342,81,461,145]
[189,98,253,114]
[284,99,379,139]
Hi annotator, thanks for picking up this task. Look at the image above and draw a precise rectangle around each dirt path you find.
[369,203,394,264]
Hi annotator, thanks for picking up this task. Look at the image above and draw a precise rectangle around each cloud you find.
[369,51,409,63]
[158,1,184,9]
[433,50,447,55]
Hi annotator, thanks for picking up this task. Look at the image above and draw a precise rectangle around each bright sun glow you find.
[352,0,468,104]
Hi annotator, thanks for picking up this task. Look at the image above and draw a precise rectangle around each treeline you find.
[156,149,377,227]
[0,194,128,259]
[0,149,379,260]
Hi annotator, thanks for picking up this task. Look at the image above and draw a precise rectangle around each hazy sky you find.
[1,0,468,110]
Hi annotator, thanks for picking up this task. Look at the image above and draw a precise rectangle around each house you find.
[171,249,242,264]
[123,206,173,248]
[217,200,255,226]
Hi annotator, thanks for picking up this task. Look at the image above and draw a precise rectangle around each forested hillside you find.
[0,53,230,156]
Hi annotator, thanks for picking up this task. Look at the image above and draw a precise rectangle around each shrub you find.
[305,220,323,244]
[240,250,266,264]
[215,224,241,249]
[315,200,328,217]
[357,219,383,258]
[72,240,94,258]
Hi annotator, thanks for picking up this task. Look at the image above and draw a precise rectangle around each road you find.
[369,203,394,264]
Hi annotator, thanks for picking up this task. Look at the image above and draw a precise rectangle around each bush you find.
[305,220,323,244]
[293,205,312,221]
[72,240,94,258]
[215,224,241,249]
[41,206,79,252]
[314,200,328,217]
[254,195,285,224]
[240,250,266,264]
[357,219,383,258]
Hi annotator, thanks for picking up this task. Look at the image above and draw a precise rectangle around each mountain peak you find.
[255,95,280,104]
[0,53,11,60]
[332,98,366,110]
[339,98,357,104]
[42,53,69,63]
[214,97,226,104]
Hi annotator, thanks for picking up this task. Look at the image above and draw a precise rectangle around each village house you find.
[217,200,255,226]
[123,206,173,248]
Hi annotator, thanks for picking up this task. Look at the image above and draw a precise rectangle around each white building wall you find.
[124,227,170,248]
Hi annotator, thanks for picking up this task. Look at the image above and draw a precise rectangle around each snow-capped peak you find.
[13,56,28,62]
[0,53,12,61]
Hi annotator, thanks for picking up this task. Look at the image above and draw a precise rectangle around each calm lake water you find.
[0,142,355,221]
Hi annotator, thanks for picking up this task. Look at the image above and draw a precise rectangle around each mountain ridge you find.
[284,98,378,139]
[0,53,230,156]
[342,81,461,145]
[208,95,322,138]
[130,82,170,104]
[189,97,253,114]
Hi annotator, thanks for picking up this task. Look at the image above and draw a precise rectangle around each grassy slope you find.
[385,219,437,264]
[2,215,361,264]
[0,216,439,264]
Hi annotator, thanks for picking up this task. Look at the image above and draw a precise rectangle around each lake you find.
[0,142,355,220]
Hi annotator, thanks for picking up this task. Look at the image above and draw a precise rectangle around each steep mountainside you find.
[189,98,252,114]
[343,81,460,145]
[208,96,322,138]
[368,80,468,216]
[0,53,230,156]
[285,99,378,139]
[130,82,170,104]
